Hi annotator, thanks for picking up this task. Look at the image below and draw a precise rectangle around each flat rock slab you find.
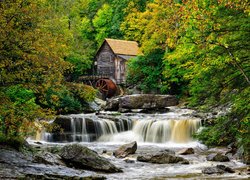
[60,144,122,173]
[137,151,189,164]
[105,94,178,111]
[119,94,178,109]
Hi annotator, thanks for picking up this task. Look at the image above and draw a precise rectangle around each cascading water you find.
[41,114,133,142]
[39,108,202,144]
[29,108,249,180]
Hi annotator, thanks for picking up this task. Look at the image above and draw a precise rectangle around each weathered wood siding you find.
[96,42,115,79]
[96,41,136,84]
[115,57,126,84]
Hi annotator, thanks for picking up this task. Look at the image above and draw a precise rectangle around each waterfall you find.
[132,119,201,143]
[171,119,201,143]
[42,115,132,143]
[133,120,174,143]
[40,112,201,144]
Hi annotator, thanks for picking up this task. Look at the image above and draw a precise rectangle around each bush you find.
[0,85,44,146]
[126,49,165,93]
[44,83,96,114]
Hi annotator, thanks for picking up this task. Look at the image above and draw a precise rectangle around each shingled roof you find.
[104,38,141,56]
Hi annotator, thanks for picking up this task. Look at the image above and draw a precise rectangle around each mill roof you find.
[101,38,141,56]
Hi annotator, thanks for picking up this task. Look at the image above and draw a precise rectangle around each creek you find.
[29,107,248,179]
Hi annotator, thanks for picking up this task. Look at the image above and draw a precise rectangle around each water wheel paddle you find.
[95,79,117,99]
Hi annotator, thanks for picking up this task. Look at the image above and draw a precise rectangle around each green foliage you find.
[43,83,96,114]
[194,116,239,147]
[0,85,45,146]
[123,0,249,156]
[45,86,82,114]
[127,49,166,93]
[66,83,97,102]
[0,0,97,147]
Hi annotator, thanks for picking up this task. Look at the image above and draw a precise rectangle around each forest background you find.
[0,0,249,161]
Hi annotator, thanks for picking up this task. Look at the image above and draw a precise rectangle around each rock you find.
[178,148,195,155]
[216,165,235,173]
[60,144,122,173]
[202,167,225,174]
[137,151,189,164]
[33,152,65,166]
[118,108,132,113]
[53,116,73,132]
[86,101,101,112]
[119,94,178,110]
[124,158,135,163]
[202,165,235,174]
[235,145,250,165]
[159,149,175,155]
[206,153,230,162]
[0,146,107,179]
[105,98,119,111]
[113,141,137,158]
[94,98,106,107]
[104,94,178,112]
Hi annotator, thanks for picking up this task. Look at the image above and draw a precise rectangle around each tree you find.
[163,0,249,156]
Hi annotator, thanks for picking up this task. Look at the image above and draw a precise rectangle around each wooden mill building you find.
[95,38,141,84]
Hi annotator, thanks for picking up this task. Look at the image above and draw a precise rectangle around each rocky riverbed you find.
[1,140,249,180]
[1,96,248,179]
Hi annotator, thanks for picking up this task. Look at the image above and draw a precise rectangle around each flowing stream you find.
[31,107,248,179]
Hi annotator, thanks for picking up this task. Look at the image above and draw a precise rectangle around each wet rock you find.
[86,101,101,113]
[202,165,235,174]
[119,94,178,110]
[94,98,106,108]
[124,158,135,163]
[137,151,189,164]
[0,146,106,179]
[159,149,175,155]
[105,98,119,111]
[202,166,225,174]
[33,152,65,166]
[113,141,137,158]
[216,165,235,173]
[178,148,195,155]
[60,144,122,173]
[118,108,132,113]
[53,116,73,132]
[206,153,230,162]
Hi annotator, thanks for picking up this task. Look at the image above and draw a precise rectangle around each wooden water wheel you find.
[95,79,117,99]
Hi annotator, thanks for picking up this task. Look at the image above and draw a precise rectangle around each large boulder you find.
[119,94,178,110]
[113,141,137,158]
[104,94,178,112]
[33,152,65,166]
[137,151,189,164]
[206,153,230,162]
[60,144,122,173]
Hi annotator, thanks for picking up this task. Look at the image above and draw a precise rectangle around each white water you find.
[29,107,249,180]
[39,107,202,144]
